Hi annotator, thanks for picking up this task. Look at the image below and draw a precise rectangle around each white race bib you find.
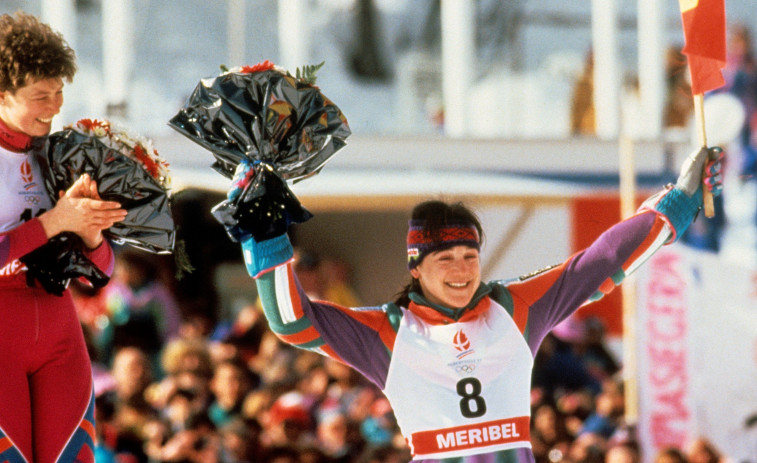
[383,302,534,460]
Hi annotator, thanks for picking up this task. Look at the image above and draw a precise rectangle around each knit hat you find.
[268,391,311,426]
[407,219,480,269]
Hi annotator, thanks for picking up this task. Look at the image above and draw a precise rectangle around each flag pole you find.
[693,93,715,218]
[619,128,638,424]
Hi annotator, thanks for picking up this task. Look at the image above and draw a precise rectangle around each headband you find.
[407,220,480,270]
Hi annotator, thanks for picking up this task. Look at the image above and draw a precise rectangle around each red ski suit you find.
[1,140,111,462]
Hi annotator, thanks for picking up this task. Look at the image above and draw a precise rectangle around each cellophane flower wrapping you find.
[20,119,176,295]
[168,60,350,242]
[211,161,314,242]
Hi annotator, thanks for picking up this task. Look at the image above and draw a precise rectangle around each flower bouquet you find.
[20,119,177,295]
[168,60,350,242]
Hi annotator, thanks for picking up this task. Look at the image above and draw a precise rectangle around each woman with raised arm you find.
[228,143,722,462]
[230,142,721,462]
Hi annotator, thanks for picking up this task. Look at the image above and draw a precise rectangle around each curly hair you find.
[0,11,76,93]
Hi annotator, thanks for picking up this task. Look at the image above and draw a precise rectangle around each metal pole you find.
[591,0,620,139]
[41,0,76,129]
[619,128,638,424]
[637,0,665,139]
[441,0,475,138]
[278,0,309,70]
[102,0,134,120]
[41,0,77,50]
[227,0,246,67]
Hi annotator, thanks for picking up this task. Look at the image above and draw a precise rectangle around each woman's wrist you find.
[81,232,104,250]
[36,209,63,238]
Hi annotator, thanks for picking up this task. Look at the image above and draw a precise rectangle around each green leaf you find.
[295,61,325,85]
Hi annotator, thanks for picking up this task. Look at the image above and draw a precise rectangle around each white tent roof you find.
[157,133,676,211]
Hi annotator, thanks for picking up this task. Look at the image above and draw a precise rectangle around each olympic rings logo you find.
[455,364,477,374]
[24,195,41,205]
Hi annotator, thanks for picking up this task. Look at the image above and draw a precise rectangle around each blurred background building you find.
[6,0,755,138]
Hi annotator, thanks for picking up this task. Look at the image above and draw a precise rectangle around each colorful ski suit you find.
[249,184,701,462]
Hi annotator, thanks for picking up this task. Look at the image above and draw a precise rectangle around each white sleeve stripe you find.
[625,223,671,276]
[274,265,298,324]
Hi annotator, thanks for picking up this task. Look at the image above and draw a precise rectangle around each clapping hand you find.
[38,173,128,249]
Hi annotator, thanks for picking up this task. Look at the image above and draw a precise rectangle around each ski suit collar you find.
[0,117,33,152]
[407,283,492,324]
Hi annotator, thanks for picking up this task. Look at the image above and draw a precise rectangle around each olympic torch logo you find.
[20,159,35,188]
[453,329,474,359]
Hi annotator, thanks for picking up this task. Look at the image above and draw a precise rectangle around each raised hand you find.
[676,146,724,197]
[65,170,101,200]
[703,148,724,196]
[227,159,255,202]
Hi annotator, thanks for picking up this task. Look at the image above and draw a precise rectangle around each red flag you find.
[679,0,727,95]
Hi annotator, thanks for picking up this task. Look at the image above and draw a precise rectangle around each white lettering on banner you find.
[410,416,530,456]
[437,422,520,449]
[644,252,690,449]
[638,246,757,462]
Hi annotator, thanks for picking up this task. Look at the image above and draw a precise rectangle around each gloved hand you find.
[213,159,313,243]
[675,146,724,197]
[216,159,300,278]
[645,146,724,243]
[227,159,256,203]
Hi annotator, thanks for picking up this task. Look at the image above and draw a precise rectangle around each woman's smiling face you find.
[0,77,64,137]
[410,245,481,309]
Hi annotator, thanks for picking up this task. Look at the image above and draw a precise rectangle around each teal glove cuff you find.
[654,187,702,242]
[241,234,294,278]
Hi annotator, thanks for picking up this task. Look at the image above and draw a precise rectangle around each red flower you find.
[77,118,110,133]
[133,144,160,180]
[241,60,276,74]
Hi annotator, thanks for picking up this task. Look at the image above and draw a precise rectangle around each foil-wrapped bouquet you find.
[168,60,350,242]
[20,119,177,295]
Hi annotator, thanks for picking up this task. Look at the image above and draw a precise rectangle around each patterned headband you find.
[407,220,480,270]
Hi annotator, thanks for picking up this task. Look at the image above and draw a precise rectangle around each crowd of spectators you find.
[70,248,729,463]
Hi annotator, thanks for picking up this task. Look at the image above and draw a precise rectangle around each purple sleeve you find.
[507,211,665,355]
[301,297,394,388]
[255,264,396,388]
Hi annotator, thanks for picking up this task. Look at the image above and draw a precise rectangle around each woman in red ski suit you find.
[0,11,127,462]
